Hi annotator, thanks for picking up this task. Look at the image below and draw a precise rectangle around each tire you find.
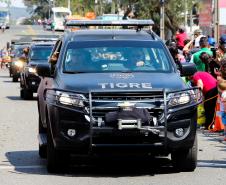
[9,70,12,77]
[171,135,197,172]
[20,79,23,88]
[12,75,18,82]
[39,116,47,158]
[20,89,24,99]
[47,123,69,173]
[23,89,33,100]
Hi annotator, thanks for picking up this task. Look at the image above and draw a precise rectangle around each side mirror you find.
[36,64,51,77]
[180,62,197,76]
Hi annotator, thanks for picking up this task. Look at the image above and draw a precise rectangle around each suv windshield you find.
[30,46,53,61]
[63,41,172,73]
[14,47,25,57]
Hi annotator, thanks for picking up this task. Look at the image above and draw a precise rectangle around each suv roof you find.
[64,19,158,42]
[64,29,159,42]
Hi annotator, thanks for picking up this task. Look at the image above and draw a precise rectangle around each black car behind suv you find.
[10,44,30,82]
[36,20,201,173]
[20,42,54,99]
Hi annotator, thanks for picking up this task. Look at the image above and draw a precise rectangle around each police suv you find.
[36,20,201,172]
[20,42,55,99]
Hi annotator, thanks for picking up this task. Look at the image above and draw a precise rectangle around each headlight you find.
[15,61,23,68]
[56,91,86,107]
[168,92,191,107]
[28,67,36,73]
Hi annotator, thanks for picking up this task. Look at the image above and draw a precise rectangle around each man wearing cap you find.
[183,29,204,55]
[193,29,204,48]
[216,34,226,64]
[192,36,213,71]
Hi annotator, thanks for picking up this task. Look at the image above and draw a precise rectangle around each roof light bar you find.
[66,19,154,27]
[32,38,58,42]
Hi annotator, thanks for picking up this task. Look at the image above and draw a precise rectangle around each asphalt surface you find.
[0,25,226,185]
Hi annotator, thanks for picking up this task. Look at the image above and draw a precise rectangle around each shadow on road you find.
[198,159,226,168]
[6,96,22,101]
[3,80,13,83]
[5,150,181,177]
[0,75,10,78]
[6,96,37,101]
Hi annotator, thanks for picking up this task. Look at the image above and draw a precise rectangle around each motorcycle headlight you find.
[168,92,191,107]
[56,91,86,107]
[15,61,23,68]
[28,67,36,73]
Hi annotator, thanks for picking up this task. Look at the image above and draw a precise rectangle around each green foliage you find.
[23,0,198,35]
[23,0,49,18]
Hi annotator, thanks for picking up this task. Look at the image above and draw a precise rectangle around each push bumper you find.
[48,105,197,154]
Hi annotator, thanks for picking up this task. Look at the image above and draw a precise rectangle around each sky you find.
[0,0,25,8]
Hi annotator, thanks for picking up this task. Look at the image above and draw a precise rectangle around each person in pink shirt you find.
[191,71,218,129]
[175,26,188,50]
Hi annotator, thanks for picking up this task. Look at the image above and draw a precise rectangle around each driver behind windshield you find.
[65,50,92,72]
[129,49,145,69]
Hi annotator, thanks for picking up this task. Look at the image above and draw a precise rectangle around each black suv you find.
[20,42,54,99]
[10,44,30,82]
[36,20,201,172]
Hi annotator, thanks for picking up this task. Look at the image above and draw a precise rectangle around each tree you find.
[23,0,199,37]
[0,0,11,7]
[116,0,199,37]
[23,0,49,18]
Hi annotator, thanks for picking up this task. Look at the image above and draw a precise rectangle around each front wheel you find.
[12,75,18,82]
[171,135,197,172]
[47,124,69,173]
[20,89,24,99]
[23,88,33,100]
[39,116,47,158]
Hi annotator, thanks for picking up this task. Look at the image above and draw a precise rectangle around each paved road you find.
[0,25,226,185]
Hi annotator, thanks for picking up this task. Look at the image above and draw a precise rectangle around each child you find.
[217,59,226,140]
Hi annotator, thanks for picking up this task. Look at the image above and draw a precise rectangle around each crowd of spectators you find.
[168,27,226,140]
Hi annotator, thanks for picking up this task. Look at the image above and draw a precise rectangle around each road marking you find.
[27,25,36,35]
[0,165,44,170]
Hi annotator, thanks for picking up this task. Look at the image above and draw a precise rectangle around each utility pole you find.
[95,0,98,15]
[214,0,219,43]
[160,0,165,40]
[68,0,71,11]
[49,0,53,18]
[190,6,193,33]
[111,0,116,14]
[184,0,187,28]
[100,0,103,16]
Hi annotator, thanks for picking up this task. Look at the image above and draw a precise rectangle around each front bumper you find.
[11,65,22,77]
[49,106,197,154]
[46,88,201,155]
[25,74,41,92]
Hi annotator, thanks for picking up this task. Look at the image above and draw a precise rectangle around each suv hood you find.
[57,73,187,92]
[28,60,48,67]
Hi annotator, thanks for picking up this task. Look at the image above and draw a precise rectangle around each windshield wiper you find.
[121,70,133,73]
[63,71,87,74]
[31,58,45,61]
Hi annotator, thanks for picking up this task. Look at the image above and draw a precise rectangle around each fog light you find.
[175,128,184,137]
[67,129,76,137]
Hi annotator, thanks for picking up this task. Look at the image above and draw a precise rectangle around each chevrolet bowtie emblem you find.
[118,101,135,108]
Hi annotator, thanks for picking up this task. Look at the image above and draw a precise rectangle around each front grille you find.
[92,92,164,102]
[90,91,165,125]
